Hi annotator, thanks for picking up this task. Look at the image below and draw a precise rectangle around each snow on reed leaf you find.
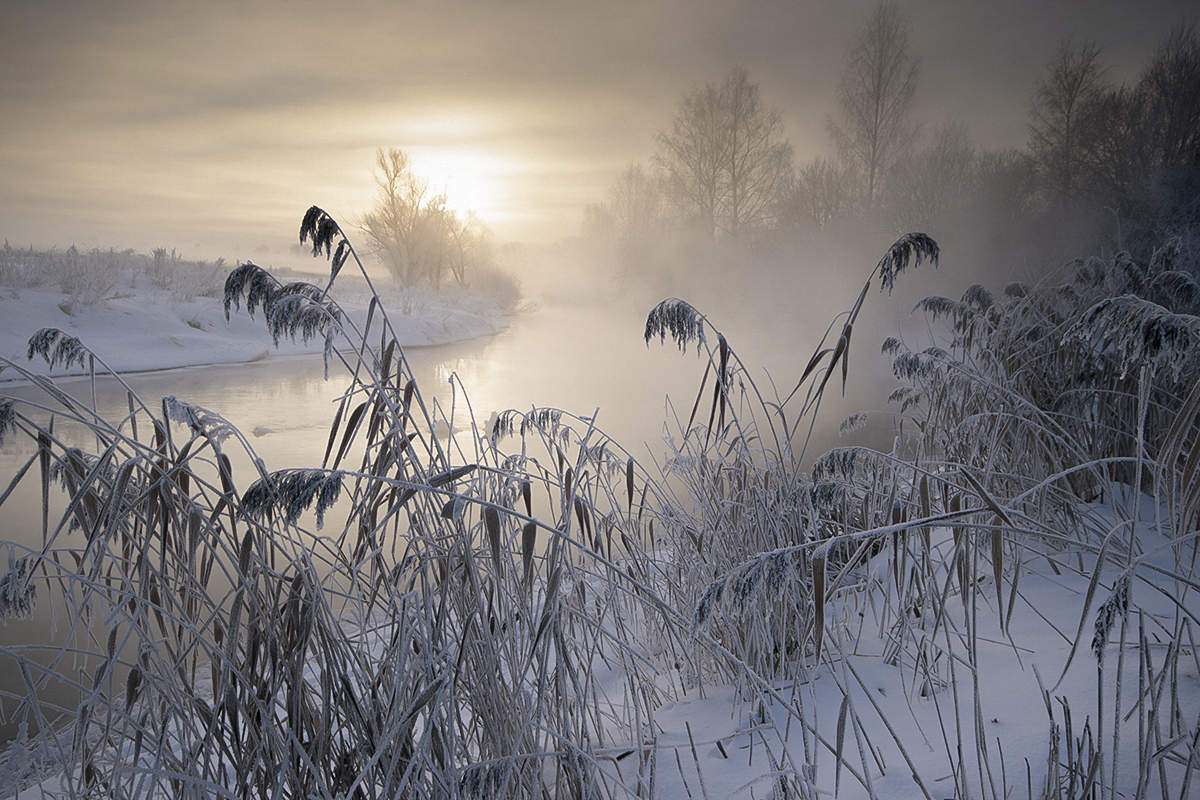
[644,298,706,353]
[1091,576,1128,660]
[0,399,14,446]
[692,546,809,633]
[913,295,963,322]
[877,232,939,294]
[459,760,518,799]
[1151,270,1200,309]
[26,328,88,371]
[880,336,904,355]
[0,555,35,620]
[839,412,868,436]
[222,262,280,321]
[224,265,343,376]
[492,408,565,441]
[1147,236,1180,277]
[961,283,994,311]
[163,395,237,444]
[1064,294,1200,380]
[1003,281,1028,299]
[299,205,343,258]
[241,468,345,528]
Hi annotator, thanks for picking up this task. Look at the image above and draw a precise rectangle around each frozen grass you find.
[0,243,227,308]
[0,209,1196,798]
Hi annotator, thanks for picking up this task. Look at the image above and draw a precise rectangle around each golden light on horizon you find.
[405,146,514,219]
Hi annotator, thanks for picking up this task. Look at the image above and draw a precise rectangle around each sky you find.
[0,0,1193,259]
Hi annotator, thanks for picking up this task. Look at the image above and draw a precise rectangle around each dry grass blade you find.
[991,526,1006,631]
[1051,528,1115,692]
[521,521,537,589]
[813,552,827,662]
[835,692,849,796]
[485,507,503,578]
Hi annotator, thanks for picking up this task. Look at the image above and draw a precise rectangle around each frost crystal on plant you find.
[26,328,89,371]
[644,298,707,353]
[163,395,236,444]
[1092,576,1128,660]
[0,556,35,620]
[0,399,14,447]
[241,469,345,528]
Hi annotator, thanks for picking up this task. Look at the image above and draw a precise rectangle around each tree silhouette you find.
[657,67,792,238]
[829,1,919,209]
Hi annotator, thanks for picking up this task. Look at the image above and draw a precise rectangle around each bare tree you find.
[657,82,725,237]
[1140,22,1200,172]
[783,157,857,231]
[607,163,668,241]
[829,1,919,209]
[973,148,1038,225]
[444,212,492,287]
[1085,85,1150,212]
[885,121,976,228]
[361,148,482,287]
[362,149,430,284]
[721,68,793,236]
[656,67,792,238]
[1028,40,1105,205]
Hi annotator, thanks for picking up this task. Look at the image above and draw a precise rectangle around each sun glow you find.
[407,147,512,218]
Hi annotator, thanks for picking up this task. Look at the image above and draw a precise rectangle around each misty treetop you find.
[361,148,494,289]
[585,5,1199,277]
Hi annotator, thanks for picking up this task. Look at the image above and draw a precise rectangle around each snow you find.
[637,496,1200,800]
[0,275,509,382]
[4,494,1199,798]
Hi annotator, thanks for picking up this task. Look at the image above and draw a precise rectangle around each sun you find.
[408,148,510,218]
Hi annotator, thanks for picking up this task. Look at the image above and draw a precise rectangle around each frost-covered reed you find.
[0,213,1197,800]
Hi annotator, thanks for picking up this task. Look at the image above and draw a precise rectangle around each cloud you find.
[0,0,1192,251]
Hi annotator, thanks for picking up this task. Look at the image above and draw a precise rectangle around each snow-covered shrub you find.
[0,242,227,305]
[467,261,521,312]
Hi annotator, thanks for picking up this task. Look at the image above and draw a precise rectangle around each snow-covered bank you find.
[0,274,510,381]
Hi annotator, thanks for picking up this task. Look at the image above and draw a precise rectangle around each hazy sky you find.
[0,0,1191,258]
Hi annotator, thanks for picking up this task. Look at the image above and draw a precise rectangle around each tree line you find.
[585,2,1200,268]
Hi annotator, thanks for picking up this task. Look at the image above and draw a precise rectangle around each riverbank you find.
[0,273,511,381]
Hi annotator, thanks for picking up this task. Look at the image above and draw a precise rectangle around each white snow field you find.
[0,274,509,381]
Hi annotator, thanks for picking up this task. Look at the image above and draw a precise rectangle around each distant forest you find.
[585,6,1199,273]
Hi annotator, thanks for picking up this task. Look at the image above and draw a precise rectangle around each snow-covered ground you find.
[0,274,509,381]
[7,495,1196,799]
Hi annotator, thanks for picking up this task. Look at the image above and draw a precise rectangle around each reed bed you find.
[0,209,1196,799]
